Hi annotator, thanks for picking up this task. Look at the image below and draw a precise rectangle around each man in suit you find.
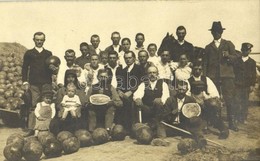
[158,80,206,148]
[90,34,102,55]
[74,42,93,69]
[105,31,123,54]
[203,21,239,131]
[137,50,154,81]
[116,51,142,133]
[234,43,256,124]
[22,32,55,136]
[169,26,194,62]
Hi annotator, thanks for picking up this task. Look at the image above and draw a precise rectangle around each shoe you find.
[229,116,239,132]
[23,130,34,137]
[218,130,229,139]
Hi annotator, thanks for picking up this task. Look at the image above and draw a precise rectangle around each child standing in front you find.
[34,84,56,136]
[60,83,82,120]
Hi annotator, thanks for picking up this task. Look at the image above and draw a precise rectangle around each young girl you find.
[60,83,81,120]
[175,53,192,81]
[34,84,56,136]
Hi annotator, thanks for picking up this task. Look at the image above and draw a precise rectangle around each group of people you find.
[21,21,257,147]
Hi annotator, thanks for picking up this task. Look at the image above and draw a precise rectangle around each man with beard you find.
[204,21,239,131]
[133,66,169,133]
[105,31,123,54]
[158,80,207,148]
[22,32,55,136]
[86,69,123,132]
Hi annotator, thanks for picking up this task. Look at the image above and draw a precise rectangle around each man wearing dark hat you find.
[204,21,239,131]
[234,43,256,124]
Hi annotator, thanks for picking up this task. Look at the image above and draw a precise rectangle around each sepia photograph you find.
[0,0,259,161]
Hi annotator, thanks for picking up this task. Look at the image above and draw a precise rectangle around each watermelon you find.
[43,138,63,158]
[135,126,153,145]
[62,137,80,154]
[74,129,93,147]
[57,131,73,143]
[92,128,109,145]
[132,123,149,139]
[22,140,43,161]
[3,143,23,161]
[6,133,24,150]
[37,131,55,145]
[111,124,126,141]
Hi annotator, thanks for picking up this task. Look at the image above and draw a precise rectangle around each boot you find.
[228,116,239,132]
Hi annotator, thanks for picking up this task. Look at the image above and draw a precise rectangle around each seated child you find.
[60,83,82,120]
[34,84,56,136]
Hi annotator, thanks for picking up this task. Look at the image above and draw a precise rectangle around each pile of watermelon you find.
[0,43,27,112]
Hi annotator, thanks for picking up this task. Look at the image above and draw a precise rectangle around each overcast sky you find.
[0,0,259,62]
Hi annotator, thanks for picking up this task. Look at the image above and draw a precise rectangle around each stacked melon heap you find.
[3,125,130,161]
[0,43,27,112]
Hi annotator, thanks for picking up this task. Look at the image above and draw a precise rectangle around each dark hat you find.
[209,21,225,32]
[42,84,53,97]
[241,43,253,51]
[65,69,77,76]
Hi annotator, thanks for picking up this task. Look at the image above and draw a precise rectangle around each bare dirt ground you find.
[1,105,260,161]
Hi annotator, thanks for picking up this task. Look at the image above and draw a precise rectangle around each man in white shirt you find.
[133,66,169,126]
[104,51,122,88]
[188,62,229,139]
[118,37,131,68]
[57,49,77,86]
[154,50,177,85]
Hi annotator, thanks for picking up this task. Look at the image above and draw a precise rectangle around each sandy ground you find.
[0,106,260,161]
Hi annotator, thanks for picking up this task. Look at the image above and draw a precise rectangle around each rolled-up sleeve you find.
[161,82,170,104]
[133,82,145,101]
[51,103,56,118]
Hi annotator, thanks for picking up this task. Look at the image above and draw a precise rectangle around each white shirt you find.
[35,47,43,53]
[113,45,120,53]
[175,65,192,81]
[174,98,185,123]
[106,64,120,88]
[83,65,103,86]
[57,63,73,85]
[214,38,222,48]
[61,95,81,106]
[154,61,177,80]
[178,40,185,45]
[126,63,135,73]
[187,75,220,99]
[133,80,170,105]
[118,51,127,68]
[242,56,249,62]
[95,48,102,55]
[148,55,160,64]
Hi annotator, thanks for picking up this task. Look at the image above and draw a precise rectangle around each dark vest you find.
[142,79,163,106]
[188,76,208,95]
[91,83,112,98]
